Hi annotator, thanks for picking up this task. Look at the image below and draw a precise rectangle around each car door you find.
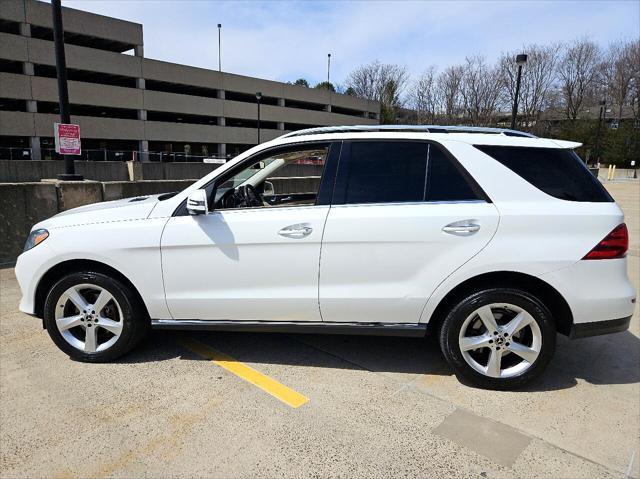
[319,140,499,324]
[161,142,338,322]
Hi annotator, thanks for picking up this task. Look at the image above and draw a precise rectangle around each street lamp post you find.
[255,92,262,144]
[510,53,527,130]
[327,53,331,84]
[217,24,222,72]
[595,99,606,164]
[51,0,82,180]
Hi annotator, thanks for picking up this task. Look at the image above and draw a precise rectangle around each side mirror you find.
[263,180,275,196]
[187,189,208,215]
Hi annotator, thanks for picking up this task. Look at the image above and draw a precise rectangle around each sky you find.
[62,0,640,87]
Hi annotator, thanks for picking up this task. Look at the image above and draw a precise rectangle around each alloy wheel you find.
[54,283,124,353]
[458,303,542,378]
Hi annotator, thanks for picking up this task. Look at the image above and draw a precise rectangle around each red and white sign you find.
[54,123,81,155]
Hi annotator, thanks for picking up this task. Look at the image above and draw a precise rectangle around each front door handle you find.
[278,223,313,239]
[442,220,481,236]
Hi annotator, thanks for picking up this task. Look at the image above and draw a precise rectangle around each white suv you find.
[15,126,636,389]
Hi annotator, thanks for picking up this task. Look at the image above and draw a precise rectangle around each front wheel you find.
[43,271,147,362]
[439,288,556,390]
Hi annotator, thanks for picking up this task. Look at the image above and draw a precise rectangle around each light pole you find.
[595,99,606,164]
[255,92,262,144]
[51,0,82,180]
[327,53,331,84]
[510,53,527,130]
[217,24,222,72]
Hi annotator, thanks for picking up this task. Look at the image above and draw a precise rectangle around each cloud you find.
[63,0,640,85]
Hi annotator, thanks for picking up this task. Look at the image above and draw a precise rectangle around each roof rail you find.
[280,125,537,139]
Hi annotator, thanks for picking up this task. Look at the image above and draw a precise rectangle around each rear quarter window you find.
[474,145,613,202]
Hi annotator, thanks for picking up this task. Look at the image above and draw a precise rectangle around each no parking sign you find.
[54,123,81,155]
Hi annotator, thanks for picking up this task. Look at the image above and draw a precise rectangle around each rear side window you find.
[340,141,428,204]
[334,141,482,205]
[427,144,480,201]
[475,145,613,202]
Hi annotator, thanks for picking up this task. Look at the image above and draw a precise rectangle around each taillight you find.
[582,223,629,260]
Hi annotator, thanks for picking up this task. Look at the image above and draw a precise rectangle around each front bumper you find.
[569,315,632,339]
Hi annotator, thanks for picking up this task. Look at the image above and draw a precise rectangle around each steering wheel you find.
[234,184,263,208]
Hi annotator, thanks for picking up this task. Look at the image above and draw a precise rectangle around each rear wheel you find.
[439,288,556,390]
[44,272,147,362]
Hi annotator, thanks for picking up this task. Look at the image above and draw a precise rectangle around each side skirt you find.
[151,320,428,337]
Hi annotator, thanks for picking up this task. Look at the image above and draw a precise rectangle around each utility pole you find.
[51,0,82,180]
[510,53,527,130]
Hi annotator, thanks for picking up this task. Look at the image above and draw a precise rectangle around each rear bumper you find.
[569,315,632,339]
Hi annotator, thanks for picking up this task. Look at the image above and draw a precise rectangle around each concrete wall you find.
[0,160,220,182]
[0,182,58,264]
[0,179,195,264]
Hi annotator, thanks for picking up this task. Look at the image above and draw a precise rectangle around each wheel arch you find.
[426,271,573,336]
[34,259,150,322]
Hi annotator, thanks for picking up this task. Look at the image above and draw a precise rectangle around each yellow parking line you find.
[179,336,310,409]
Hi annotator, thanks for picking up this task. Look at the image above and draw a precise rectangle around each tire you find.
[43,271,148,362]
[439,288,556,390]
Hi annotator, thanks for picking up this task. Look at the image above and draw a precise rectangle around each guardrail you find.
[0,147,230,163]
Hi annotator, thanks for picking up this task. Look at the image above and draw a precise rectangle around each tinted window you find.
[341,141,428,204]
[427,144,481,201]
[475,146,613,202]
[335,141,482,205]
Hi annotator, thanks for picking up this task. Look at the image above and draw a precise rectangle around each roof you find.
[272,125,582,150]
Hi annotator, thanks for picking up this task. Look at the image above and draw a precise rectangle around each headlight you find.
[24,229,49,252]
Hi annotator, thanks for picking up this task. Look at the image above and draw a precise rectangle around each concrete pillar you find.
[136,78,145,89]
[138,140,149,162]
[137,110,147,120]
[277,122,285,131]
[217,117,225,127]
[134,45,144,57]
[23,62,34,76]
[19,23,31,37]
[217,89,225,100]
[278,98,285,107]
[217,143,226,158]
[326,105,332,113]
[26,100,37,113]
[30,137,41,161]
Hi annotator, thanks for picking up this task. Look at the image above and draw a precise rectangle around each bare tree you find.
[346,61,409,123]
[436,65,464,123]
[459,56,502,126]
[408,66,439,124]
[630,40,640,121]
[600,40,638,120]
[498,44,559,129]
[557,38,601,119]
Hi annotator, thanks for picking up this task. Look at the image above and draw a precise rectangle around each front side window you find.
[213,145,328,210]
[334,141,482,205]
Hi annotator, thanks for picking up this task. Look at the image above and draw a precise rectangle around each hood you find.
[34,194,163,230]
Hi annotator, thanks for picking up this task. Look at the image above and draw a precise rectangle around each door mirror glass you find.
[187,189,209,215]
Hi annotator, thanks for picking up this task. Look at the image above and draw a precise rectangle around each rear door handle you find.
[278,223,313,239]
[442,220,481,235]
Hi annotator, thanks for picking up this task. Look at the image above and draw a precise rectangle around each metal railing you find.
[0,147,230,163]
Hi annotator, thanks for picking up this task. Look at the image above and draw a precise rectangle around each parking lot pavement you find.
[1,181,638,478]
